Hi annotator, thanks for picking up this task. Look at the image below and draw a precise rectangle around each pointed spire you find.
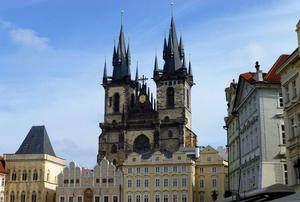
[163,36,168,60]
[188,59,193,76]
[182,55,187,69]
[179,36,185,59]
[154,55,159,71]
[103,58,108,84]
[126,42,131,66]
[135,62,139,82]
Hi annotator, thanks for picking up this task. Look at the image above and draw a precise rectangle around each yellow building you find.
[195,146,228,202]
[277,20,300,191]
[122,149,195,202]
[4,126,66,202]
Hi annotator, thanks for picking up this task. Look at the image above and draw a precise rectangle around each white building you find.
[233,59,287,193]
[56,157,123,202]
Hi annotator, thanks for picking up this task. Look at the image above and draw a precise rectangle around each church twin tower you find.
[97,17,197,166]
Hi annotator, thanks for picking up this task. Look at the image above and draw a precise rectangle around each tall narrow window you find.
[31,191,37,202]
[281,124,286,144]
[11,171,16,181]
[291,118,297,137]
[32,170,38,181]
[293,80,297,98]
[10,192,15,202]
[166,87,175,107]
[21,192,25,202]
[285,86,290,102]
[155,195,160,202]
[22,171,27,181]
[136,195,141,202]
[113,93,120,112]
[186,89,190,109]
[283,164,288,184]
[278,92,284,107]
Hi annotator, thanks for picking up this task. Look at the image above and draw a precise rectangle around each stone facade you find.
[194,146,228,202]
[97,17,197,166]
[4,126,66,202]
[122,149,195,202]
[277,21,300,191]
[56,158,122,202]
[224,81,240,194]
[232,59,288,193]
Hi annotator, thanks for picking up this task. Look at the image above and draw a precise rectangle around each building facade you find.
[277,20,300,191]
[97,16,197,166]
[194,146,228,202]
[56,157,123,202]
[233,59,288,193]
[4,126,66,202]
[122,150,195,202]
[0,156,7,202]
[224,80,240,194]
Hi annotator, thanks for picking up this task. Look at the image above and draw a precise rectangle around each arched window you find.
[186,89,190,108]
[21,191,25,202]
[11,171,16,181]
[111,144,117,153]
[133,135,150,153]
[31,191,37,202]
[10,191,15,202]
[113,93,120,112]
[32,170,38,181]
[22,170,27,181]
[166,87,174,107]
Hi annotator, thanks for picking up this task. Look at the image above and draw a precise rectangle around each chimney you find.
[254,61,263,81]
[297,20,300,56]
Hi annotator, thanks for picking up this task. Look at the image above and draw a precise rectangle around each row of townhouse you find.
[2,125,228,202]
[224,20,300,196]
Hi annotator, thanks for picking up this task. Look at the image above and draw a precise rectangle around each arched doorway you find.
[84,188,93,202]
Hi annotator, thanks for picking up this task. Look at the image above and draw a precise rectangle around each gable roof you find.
[264,54,289,82]
[16,126,56,157]
[0,156,7,174]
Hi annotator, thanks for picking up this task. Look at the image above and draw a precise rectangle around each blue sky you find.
[0,0,299,167]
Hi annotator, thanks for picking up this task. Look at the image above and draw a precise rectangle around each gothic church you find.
[97,17,198,166]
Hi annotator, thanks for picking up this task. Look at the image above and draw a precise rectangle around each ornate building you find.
[0,156,7,202]
[4,126,66,202]
[97,17,197,166]
[56,158,122,202]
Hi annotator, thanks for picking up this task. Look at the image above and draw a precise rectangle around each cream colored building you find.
[122,149,195,202]
[4,126,66,202]
[277,20,300,191]
[56,157,123,202]
[0,156,7,202]
[195,146,228,202]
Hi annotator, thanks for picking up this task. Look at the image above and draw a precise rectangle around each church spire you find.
[103,58,108,85]
[179,36,185,60]
[188,59,193,76]
[135,62,139,82]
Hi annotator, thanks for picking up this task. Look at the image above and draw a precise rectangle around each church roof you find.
[16,125,56,157]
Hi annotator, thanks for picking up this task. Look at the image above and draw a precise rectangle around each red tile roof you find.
[240,72,256,84]
[0,156,7,174]
[264,54,289,82]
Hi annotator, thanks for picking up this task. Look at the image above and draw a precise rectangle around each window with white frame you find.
[173,165,177,172]
[163,194,168,202]
[212,167,217,173]
[144,167,148,174]
[182,177,187,187]
[280,124,286,144]
[127,179,132,188]
[163,165,168,173]
[103,196,109,202]
[128,168,132,174]
[137,167,141,174]
[182,165,186,172]
[136,179,141,188]
[283,164,288,184]
[278,92,284,107]
[200,179,204,188]
[136,194,141,202]
[144,179,149,188]
[156,166,160,173]
[212,179,217,188]
[172,177,178,187]
[144,194,149,202]
[155,195,160,202]
[182,193,187,202]
[163,178,169,187]
[127,195,132,202]
[172,194,177,202]
[155,178,160,187]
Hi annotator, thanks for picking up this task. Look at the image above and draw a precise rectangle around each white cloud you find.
[10,28,49,49]
[0,19,49,49]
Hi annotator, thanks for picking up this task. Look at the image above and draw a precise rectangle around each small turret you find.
[102,59,108,85]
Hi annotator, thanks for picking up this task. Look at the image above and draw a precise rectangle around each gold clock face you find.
[139,95,146,103]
